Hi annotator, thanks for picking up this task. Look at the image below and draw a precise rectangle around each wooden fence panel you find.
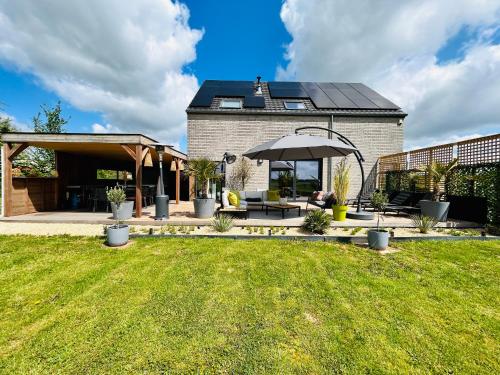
[11,177,58,216]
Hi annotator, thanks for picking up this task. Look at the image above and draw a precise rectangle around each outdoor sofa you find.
[305,191,336,211]
[221,189,280,210]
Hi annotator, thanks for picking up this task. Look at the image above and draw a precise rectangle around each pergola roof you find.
[0,132,186,161]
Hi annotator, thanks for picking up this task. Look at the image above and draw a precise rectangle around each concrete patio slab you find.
[0,201,481,228]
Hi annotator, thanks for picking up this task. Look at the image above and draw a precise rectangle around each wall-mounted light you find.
[257,159,263,166]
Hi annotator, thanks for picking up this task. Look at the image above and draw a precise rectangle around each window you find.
[220,99,242,109]
[96,169,132,181]
[284,101,306,110]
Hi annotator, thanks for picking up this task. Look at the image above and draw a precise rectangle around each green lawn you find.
[0,236,498,374]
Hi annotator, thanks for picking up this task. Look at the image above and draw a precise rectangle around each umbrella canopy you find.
[270,160,294,171]
[243,134,357,160]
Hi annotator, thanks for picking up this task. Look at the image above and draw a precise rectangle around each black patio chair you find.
[90,187,109,212]
[383,192,433,216]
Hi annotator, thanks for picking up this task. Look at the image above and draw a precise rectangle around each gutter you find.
[186,109,408,118]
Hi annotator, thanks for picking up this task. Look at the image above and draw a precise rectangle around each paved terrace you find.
[0,201,480,228]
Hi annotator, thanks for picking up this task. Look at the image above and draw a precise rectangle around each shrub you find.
[410,214,438,234]
[302,210,332,234]
[211,214,234,232]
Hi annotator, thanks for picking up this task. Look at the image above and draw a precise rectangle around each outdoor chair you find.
[383,192,433,216]
[363,191,412,211]
[306,191,336,211]
[90,187,109,212]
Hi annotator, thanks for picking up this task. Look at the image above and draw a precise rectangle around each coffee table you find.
[264,203,301,219]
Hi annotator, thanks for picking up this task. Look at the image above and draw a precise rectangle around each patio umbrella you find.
[270,160,294,171]
[243,131,374,220]
[243,134,356,160]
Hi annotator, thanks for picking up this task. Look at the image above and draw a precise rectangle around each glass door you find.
[269,160,322,201]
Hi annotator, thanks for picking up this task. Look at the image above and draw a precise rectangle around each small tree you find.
[277,170,292,198]
[106,187,126,227]
[420,159,458,201]
[228,157,253,190]
[185,158,221,198]
[29,102,69,176]
[371,191,388,231]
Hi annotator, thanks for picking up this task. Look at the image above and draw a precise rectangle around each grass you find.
[0,236,498,373]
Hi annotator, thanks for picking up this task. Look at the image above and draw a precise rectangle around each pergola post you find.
[135,145,143,218]
[2,142,28,217]
[175,158,180,204]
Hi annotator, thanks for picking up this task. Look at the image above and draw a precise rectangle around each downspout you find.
[327,115,333,191]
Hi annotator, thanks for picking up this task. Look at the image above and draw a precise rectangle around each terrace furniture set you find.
[220,189,302,219]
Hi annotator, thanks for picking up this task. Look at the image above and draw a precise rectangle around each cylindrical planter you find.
[193,198,216,218]
[111,201,134,220]
[368,230,389,250]
[279,197,288,205]
[107,224,129,247]
[332,205,348,221]
[420,200,450,222]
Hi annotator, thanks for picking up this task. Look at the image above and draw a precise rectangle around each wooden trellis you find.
[378,133,500,190]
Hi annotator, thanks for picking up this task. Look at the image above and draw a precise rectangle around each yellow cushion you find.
[267,190,280,201]
[228,191,239,206]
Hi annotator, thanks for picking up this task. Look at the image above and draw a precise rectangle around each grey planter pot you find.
[368,230,389,250]
[193,198,216,218]
[111,201,134,220]
[420,200,450,222]
[107,224,129,247]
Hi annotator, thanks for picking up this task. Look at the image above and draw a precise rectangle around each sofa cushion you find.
[239,191,246,199]
[267,190,280,201]
[246,197,262,202]
[228,191,239,206]
[245,191,263,200]
[311,191,324,201]
[222,190,230,208]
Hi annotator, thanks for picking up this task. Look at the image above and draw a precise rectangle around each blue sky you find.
[1,0,499,151]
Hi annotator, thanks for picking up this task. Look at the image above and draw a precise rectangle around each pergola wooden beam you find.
[8,142,28,160]
[120,143,144,218]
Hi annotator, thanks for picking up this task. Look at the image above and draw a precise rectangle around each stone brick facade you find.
[187,113,403,198]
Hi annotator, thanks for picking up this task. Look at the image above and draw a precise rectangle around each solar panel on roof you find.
[244,96,265,108]
[301,82,337,109]
[189,87,213,107]
[331,83,379,109]
[348,83,400,109]
[317,83,358,108]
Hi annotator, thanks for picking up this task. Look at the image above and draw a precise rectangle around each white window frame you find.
[283,101,306,110]
[219,99,242,109]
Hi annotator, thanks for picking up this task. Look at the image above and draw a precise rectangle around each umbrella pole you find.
[295,126,374,220]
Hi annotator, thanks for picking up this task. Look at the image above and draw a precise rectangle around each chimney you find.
[255,75,262,95]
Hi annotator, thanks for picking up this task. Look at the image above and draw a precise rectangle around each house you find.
[187,78,407,199]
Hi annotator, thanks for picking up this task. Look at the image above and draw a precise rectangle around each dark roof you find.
[186,80,406,117]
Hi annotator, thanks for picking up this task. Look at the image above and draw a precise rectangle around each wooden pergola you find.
[1,132,187,218]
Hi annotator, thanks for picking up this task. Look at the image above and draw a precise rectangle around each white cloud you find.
[0,111,30,131]
[278,0,500,149]
[91,123,120,134]
[0,0,203,146]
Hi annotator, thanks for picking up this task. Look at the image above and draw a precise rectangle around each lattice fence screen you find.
[378,133,500,223]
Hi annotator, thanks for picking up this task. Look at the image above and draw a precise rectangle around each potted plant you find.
[367,191,389,250]
[419,159,458,222]
[277,170,292,205]
[106,186,129,246]
[110,188,133,220]
[332,158,350,221]
[185,158,221,218]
